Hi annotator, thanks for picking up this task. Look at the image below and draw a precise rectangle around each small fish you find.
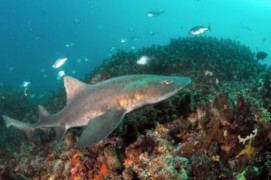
[136,56,152,65]
[57,71,65,80]
[120,38,127,43]
[129,36,140,41]
[189,25,211,35]
[90,73,110,83]
[65,43,75,48]
[146,10,165,17]
[58,70,65,77]
[32,34,42,41]
[255,51,268,60]
[73,18,80,24]
[52,57,68,68]
[240,24,251,31]
[149,31,159,36]
[71,70,77,74]
[22,81,31,88]
[109,47,116,52]
[130,46,136,51]
[76,58,82,63]
[21,81,31,97]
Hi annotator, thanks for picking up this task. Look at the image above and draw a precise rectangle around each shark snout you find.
[174,76,192,90]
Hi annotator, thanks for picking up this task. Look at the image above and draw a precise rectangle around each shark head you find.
[142,75,191,103]
[124,75,191,106]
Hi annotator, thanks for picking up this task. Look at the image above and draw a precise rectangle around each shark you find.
[2,74,191,148]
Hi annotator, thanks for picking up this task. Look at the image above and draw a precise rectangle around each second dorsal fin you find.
[38,105,50,123]
[38,105,50,118]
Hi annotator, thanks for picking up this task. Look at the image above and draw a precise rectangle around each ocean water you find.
[2,1,271,179]
[0,0,270,93]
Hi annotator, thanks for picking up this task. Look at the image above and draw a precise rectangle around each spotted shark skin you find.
[2,74,191,148]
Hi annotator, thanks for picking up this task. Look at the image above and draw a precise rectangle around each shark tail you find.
[2,115,35,139]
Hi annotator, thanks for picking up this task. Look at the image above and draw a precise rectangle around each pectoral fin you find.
[76,108,125,148]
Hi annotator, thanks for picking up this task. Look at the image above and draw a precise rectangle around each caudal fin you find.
[2,115,35,139]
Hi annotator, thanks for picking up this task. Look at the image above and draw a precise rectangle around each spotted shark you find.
[2,74,191,148]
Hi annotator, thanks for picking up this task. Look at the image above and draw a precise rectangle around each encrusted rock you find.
[104,145,122,171]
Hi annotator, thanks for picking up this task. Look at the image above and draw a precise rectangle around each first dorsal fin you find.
[64,76,87,104]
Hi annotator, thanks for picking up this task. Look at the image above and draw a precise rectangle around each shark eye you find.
[160,80,173,85]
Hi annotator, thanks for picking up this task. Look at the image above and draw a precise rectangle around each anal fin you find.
[76,108,125,148]
[54,126,67,141]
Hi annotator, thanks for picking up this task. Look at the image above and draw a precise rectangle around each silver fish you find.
[146,10,165,17]
[189,25,211,35]
[52,57,68,69]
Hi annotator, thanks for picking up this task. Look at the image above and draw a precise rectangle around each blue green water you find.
[0,0,270,93]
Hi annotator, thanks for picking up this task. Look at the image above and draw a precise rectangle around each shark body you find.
[2,74,191,148]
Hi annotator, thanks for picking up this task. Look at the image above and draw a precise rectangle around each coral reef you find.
[1,36,271,179]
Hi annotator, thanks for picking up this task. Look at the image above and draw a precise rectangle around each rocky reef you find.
[1,36,271,179]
